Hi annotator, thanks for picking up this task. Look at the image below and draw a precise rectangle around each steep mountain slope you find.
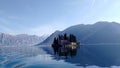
[40,30,61,45]
[41,22,120,67]
[82,22,120,44]
[41,22,120,44]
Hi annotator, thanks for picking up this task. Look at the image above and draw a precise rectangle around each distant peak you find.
[95,21,110,24]
[111,21,120,25]
[54,30,61,33]
[16,34,28,37]
[95,21,120,24]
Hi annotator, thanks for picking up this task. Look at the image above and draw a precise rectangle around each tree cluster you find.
[53,33,77,45]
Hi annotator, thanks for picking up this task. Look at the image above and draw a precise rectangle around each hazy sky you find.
[0,0,120,36]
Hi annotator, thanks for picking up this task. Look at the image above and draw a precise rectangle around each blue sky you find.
[0,0,120,36]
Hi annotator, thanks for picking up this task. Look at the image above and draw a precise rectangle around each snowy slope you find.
[0,33,47,46]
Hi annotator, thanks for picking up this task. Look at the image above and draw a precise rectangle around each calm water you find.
[1,45,120,68]
[0,45,79,68]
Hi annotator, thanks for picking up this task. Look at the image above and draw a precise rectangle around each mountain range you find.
[0,33,47,46]
[41,21,120,67]
[41,21,120,45]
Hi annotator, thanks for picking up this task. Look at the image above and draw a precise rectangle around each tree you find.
[53,37,58,44]
[64,33,68,40]
[69,34,72,42]
[69,34,77,42]
[73,34,77,42]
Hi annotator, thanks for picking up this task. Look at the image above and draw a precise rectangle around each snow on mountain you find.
[0,33,47,46]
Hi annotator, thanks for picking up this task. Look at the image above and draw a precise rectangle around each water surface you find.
[1,45,120,68]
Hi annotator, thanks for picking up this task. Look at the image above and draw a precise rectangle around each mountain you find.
[0,33,47,46]
[41,21,120,45]
[41,21,120,67]
[39,30,61,45]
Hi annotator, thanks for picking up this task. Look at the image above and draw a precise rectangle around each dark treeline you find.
[53,33,77,45]
[52,33,79,58]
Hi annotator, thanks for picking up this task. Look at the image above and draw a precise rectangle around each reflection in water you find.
[43,44,120,67]
[63,44,120,67]
[1,45,120,68]
[22,54,79,68]
[0,45,79,68]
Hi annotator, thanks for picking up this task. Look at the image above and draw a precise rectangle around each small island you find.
[52,33,79,58]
